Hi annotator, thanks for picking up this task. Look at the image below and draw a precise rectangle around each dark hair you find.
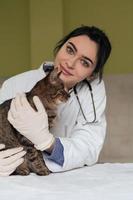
[54,25,111,82]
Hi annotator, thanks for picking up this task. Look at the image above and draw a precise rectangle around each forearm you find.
[44,117,106,172]
[43,138,64,166]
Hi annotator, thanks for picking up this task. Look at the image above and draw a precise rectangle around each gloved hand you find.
[8,93,55,151]
[0,144,26,176]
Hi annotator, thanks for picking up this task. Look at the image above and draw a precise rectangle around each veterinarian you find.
[0,25,111,176]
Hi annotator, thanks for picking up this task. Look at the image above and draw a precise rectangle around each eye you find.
[80,59,90,67]
[66,45,74,55]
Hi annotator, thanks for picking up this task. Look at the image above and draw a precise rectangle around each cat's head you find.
[47,68,70,105]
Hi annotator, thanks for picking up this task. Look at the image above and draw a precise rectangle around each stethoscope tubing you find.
[73,80,97,124]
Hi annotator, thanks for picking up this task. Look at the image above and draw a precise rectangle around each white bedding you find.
[0,163,133,200]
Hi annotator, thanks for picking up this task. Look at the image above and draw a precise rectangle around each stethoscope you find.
[43,63,97,124]
[73,80,97,124]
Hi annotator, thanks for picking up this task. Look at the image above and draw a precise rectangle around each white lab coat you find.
[0,63,106,172]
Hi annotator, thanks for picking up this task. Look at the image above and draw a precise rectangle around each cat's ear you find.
[49,68,60,84]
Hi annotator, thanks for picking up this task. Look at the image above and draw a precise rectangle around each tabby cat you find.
[0,68,69,175]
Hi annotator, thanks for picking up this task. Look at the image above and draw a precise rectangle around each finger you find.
[20,94,33,111]
[8,107,18,122]
[7,110,18,125]
[0,144,5,150]
[9,98,18,118]
[7,110,14,123]
[8,94,29,121]
[0,158,24,175]
[0,147,23,159]
[33,96,45,113]
[0,171,14,176]
[14,93,24,110]
[2,150,26,166]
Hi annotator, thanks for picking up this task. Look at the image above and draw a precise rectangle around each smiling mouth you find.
[60,65,73,76]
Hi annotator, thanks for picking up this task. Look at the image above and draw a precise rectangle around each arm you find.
[44,116,106,172]
[43,138,64,166]
[0,64,45,104]
[60,115,106,170]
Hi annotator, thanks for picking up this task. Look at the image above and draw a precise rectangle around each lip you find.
[60,65,73,76]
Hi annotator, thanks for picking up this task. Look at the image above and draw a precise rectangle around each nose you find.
[65,57,77,69]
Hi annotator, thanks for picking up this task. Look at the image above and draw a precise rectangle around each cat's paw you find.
[15,168,30,176]
[36,168,50,176]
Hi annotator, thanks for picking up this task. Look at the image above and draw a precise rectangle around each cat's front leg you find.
[27,147,50,176]
[13,157,30,176]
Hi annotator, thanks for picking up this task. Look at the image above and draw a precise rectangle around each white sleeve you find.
[0,64,45,104]
[44,80,107,172]
[61,116,106,171]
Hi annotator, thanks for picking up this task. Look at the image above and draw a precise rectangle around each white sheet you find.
[0,163,133,200]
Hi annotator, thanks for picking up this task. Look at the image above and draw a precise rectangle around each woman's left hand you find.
[8,93,55,151]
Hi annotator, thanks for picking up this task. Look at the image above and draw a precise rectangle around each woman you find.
[0,25,111,176]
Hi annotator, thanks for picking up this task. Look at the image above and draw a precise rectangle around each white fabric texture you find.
[0,163,133,200]
[0,63,106,172]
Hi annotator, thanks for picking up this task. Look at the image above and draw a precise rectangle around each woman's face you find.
[54,35,99,90]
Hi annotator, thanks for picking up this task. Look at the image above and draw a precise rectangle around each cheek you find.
[76,68,93,80]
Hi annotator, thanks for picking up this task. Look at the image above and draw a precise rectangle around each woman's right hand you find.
[0,144,26,176]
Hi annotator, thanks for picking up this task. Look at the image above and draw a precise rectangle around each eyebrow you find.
[68,41,94,65]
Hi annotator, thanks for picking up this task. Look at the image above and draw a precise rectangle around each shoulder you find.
[7,64,45,85]
[91,78,106,100]
[78,78,106,101]
[0,63,46,103]
[3,63,46,89]
[91,78,105,90]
